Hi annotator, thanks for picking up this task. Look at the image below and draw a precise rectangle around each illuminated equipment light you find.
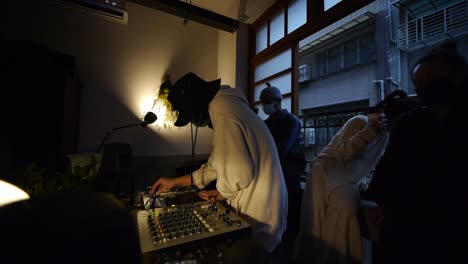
[0,179,30,207]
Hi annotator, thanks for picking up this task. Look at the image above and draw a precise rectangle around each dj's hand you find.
[199,189,226,202]
[151,177,177,195]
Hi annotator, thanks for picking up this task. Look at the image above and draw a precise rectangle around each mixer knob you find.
[153,236,159,243]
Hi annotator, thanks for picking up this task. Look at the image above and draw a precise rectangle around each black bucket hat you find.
[168,72,220,127]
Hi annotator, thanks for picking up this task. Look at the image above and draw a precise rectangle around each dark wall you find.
[1,0,219,156]
[1,39,80,178]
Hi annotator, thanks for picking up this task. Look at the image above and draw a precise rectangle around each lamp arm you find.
[111,123,141,131]
[95,123,140,153]
[96,131,112,154]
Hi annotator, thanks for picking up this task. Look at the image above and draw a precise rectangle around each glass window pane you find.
[316,51,328,77]
[288,0,307,34]
[304,127,316,146]
[359,32,376,64]
[254,102,268,120]
[270,10,285,45]
[324,0,342,11]
[256,23,268,54]
[328,46,342,73]
[343,38,358,68]
[254,73,292,102]
[282,96,292,113]
[254,49,291,82]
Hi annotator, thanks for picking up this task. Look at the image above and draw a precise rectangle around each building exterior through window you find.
[297,0,468,160]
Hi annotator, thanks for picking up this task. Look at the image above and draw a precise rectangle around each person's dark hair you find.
[411,41,467,106]
[411,41,465,81]
[368,89,421,119]
[369,90,409,115]
[384,96,421,119]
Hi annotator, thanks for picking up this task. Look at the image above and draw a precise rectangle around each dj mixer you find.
[136,188,252,263]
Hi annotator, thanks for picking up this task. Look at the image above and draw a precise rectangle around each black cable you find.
[189,115,201,187]
[190,123,194,186]
[183,0,191,26]
[192,122,199,159]
[190,121,194,159]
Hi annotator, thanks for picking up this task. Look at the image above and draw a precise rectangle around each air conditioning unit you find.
[56,0,128,24]
[299,64,312,83]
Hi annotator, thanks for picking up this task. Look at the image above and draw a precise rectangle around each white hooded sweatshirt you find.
[191,85,288,252]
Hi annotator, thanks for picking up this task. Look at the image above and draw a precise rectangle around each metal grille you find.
[398,1,468,50]
[299,108,368,160]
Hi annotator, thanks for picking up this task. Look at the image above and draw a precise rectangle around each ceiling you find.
[180,0,276,24]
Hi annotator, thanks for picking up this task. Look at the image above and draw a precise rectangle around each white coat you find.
[295,115,388,264]
[191,85,288,252]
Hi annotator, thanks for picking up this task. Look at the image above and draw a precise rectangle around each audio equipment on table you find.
[137,199,251,254]
[142,187,202,209]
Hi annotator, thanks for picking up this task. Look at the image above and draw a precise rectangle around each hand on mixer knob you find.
[198,189,226,202]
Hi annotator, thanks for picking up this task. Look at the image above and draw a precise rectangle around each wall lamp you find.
[96,111,157,153]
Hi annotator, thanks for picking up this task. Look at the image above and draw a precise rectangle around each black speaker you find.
[95,143,132,197]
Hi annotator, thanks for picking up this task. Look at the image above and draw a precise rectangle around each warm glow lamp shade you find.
[0,179,30,207]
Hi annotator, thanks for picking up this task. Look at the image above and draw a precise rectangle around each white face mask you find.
[262,103,277,115]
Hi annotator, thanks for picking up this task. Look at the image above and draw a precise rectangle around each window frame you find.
[248,0,376,115]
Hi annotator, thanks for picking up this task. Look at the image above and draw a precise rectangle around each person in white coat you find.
[294,90,418,264]
[151,72,288,253]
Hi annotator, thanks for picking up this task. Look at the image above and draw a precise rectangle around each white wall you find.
[218,30,237,88]
[299,64,378,110]
[1,1,233,156]
[235,23,250,95]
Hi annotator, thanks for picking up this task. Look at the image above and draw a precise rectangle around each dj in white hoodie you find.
[151,73,288,252]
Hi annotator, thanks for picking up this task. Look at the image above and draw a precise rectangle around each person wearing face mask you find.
[259,83,306,254]
[151,73,288,255]
[368,42,468,264]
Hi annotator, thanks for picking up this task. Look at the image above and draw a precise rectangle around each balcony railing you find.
[398,0,468,50]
